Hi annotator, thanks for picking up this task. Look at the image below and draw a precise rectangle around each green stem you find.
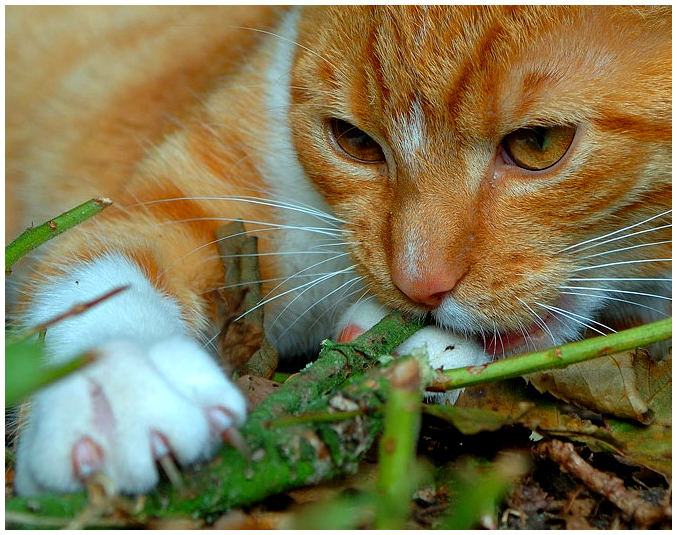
[430,318,672,391]
[5,197,112,272]
[375,358,423,530]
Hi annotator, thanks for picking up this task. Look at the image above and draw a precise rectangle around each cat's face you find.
[287,6,671,355]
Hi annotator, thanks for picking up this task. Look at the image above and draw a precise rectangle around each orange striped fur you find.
[7,5,671,354]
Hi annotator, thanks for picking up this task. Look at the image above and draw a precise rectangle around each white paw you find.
[336,300,490,404]
[15,336,247,495]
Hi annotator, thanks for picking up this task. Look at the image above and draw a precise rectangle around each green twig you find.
[428,318,672,392]
[375,357,423,530]
[5,197,112,272]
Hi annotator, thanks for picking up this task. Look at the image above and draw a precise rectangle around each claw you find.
[72,436,104,480]
[150,431,183,488]
[208,407,249,457]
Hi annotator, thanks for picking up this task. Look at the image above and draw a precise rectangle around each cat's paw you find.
[336,300,490,403]
[14,336,246,495]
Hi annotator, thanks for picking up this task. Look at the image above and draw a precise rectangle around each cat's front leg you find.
[14,253,246,495]
[336,300,490,403]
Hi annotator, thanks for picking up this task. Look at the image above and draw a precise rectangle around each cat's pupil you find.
[529,128,547,151]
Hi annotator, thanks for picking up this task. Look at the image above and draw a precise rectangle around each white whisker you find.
[569,277,671,282]
[536,302,616,334]
[569,224,671,255]
[536,303,607,337]
[234,25,340,71]
[137,195,345,225]
[160,216,346,238]
[572,258,671,272]
[220,250,347,258]
[215,271,340,290]
[235,264,356,322]
[559,291,670,317]
[261,252,351,300]
[560,286,671,301]
[579,240,671,260]
[516,296,557,346]
[274,275,364,336]
[557,210,672,253]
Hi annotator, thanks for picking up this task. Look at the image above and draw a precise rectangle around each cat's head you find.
[286,6,671,355]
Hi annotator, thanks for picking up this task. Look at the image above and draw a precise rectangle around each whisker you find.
[578,240,672,260]
[160,216,347,238]
[234,25,340,71]
[273,275,365,337]
[536,303,607,337]
[139,195,345,225]
[559,291,670,317]
[267,267,359,331]
[307,286,371,335]
[535,301,616,334]
[569,224,671,255]
[568,277,671,282]
[559,286,672,301]
[572,258,671,272]
[261,252,352,300]
[216,271,341,290]
[557,210,672,253]
[516,296,557,346]
[235,264,356,322]
[220,250,347,258]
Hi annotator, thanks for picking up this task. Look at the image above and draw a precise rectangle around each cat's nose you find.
[391,262,466,308]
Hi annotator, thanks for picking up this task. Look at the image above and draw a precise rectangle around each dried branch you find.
[535,439,670,527]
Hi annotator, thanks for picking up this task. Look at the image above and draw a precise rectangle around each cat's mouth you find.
[481,318,551,356]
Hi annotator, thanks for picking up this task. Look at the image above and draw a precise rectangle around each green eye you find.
[329,118,385,163]
[502,125,575,170]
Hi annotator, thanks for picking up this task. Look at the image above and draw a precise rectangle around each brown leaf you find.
[457,380,671,479]
[525,349,653,423]
[236,374,281,408]
[215,221,278,377]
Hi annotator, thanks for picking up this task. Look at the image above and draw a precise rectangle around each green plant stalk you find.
[5,197,112,271]
[430,318,672,391]
[375,358,423,530]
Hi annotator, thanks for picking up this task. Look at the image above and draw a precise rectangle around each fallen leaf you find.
[525,349,651,423]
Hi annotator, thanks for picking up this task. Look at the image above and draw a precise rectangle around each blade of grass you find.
[5,197,112,272]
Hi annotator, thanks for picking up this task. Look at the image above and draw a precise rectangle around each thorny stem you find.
[5,197,112,273]
[428,318,672,392]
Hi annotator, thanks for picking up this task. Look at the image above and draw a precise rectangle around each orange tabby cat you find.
[6,6,671,495]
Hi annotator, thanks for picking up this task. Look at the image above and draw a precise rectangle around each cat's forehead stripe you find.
[392,99,428,168]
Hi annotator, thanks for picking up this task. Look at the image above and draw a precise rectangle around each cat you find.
[6,6,671,495]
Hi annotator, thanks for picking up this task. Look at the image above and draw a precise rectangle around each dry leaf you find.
[215,221,279,377]
[525,349,653,423]
[236,375,281,408]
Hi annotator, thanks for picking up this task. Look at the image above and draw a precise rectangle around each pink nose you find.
[391,262,466,307]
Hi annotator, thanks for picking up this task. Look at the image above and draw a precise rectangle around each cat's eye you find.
[502,125,576,171]
[329,118,385,163]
